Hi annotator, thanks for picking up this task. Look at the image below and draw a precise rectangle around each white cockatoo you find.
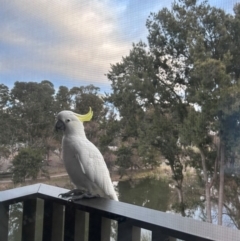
[55,108,118,201]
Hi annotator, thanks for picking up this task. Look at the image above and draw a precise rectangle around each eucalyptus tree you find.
[0,84,12,163]
[0,84,23,159]
[108,0,240,222]
[12,147,47,183]
[68,85,105,146]
[9,80,56,152]
[55,86,72,112]
[0,84,9,109]
[148,0,240,224]
[69,85,104,120]
[108,39,187,215]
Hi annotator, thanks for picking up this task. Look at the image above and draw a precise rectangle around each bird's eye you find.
[66,119,70,123]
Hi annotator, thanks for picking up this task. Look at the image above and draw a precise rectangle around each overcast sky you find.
[0,0,238,93]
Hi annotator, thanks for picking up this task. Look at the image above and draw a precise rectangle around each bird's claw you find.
[67,193,100,202]
[58,189,85,198]
[58,189,100,201]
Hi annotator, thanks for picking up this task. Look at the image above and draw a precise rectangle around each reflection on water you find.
[117,177,171,212]
[116,176,238,229]
[8,202,23,241]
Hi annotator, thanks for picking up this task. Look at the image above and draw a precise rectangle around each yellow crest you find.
[74,107,93,122]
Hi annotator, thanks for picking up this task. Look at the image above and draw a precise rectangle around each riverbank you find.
[0,163,194,191]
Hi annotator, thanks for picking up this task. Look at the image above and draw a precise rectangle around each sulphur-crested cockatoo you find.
[55,108,118,201]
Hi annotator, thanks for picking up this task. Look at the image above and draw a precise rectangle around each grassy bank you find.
[0,163,195,191]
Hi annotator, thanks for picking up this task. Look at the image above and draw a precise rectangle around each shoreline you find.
[0,165,174,191]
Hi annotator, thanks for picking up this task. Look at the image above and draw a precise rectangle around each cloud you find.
[1,0,238,91]
[0,0,133,86]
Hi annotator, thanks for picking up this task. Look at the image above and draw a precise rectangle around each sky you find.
[0,0,239,94]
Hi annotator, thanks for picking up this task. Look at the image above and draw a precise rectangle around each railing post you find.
[0,203,9,241]
[88,212,102,241]
[117,219,139,241]
[151,227,168,241]
[22,199,37,241]
[42,199,54,241]
[64,204,76,241]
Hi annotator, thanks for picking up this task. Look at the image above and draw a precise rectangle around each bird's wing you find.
[74,139,117,199]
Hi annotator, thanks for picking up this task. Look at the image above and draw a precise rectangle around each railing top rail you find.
[1,183,240,241]
[0,183,68,203]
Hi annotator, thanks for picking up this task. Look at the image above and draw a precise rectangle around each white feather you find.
[56,110,118,201]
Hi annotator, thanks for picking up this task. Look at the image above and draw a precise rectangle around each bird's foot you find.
[58,189,86,198]
[58,189,100,201]
[69,193,100,201]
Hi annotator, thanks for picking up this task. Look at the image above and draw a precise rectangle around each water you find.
[112,176,238,240]
[115,176,237,228]
[117,177,171,212]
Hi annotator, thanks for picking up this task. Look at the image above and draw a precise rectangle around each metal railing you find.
[0,183,240,241]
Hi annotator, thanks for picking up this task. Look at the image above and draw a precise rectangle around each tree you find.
[9,80,56,154]
[12,148,47,183]
[55,86,72,112]
[68,85,106,143]
[107,0,240,222]
[181,108,219,223]
[116,146,133,178]
[107,41,187,214]
[145,0,240,224]
[0,84,19,159]
[0,84,9,109]
[70,85,104,120]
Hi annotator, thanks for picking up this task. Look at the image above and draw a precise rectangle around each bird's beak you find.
[55,120,65,131]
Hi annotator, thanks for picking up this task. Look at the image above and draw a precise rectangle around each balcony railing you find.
[0,183,240,241]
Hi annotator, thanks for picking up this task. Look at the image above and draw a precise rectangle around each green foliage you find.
[181,109,211,147]
[55,86,72,111]
[70,85,104,120]
[138,143,160,168]
[106,0,240,219]
[0,80,116,175]
[0,146,11,159]
[99,109,120,148]
[9,80,56,147]
[145,0,240,168]
[12,148,46,184]
[0,111,18,147]
[1,0,240,223]
[0,84,10,108]
[116,146,132,169]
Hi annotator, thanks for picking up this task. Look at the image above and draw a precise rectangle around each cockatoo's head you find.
[55,108,93,136]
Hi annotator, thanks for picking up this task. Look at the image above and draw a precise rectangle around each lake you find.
[115,176,237,228]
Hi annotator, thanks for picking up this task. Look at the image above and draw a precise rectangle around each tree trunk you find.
[199,147,214,223]
[175,185,186,217]
[218,142,225,225]
[205,184,212,223]
[169,163,185,217]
